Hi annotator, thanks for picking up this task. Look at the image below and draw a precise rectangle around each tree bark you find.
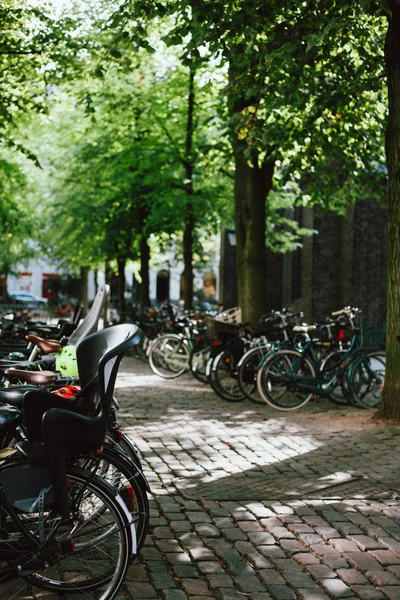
[117,258,126,320]
[138,234,151,310]
[80,266,89,317]
[376,0,400,419]
[234,150,274,324]
[183,63,196,310]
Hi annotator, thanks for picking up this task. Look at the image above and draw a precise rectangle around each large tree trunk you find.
[376,1,400,419]
[117,258,126,320]
[138,234,151,311]
[80,266,89,318]
[183,64,196,311]
[234,151,274,324]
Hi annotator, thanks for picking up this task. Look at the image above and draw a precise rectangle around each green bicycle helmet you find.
[55,345,79,378]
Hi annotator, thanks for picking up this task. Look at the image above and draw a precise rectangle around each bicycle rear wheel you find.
[257,349,315,411]
[238,345,270,404]
[148,335,190,378]
[209,349,246,402]
[348,351,385,409]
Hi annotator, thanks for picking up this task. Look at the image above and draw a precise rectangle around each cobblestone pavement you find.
[4,357,400,600]
[112,357,400,600]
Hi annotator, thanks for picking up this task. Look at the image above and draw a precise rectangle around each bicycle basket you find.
[205,316,242,341]
[214,307,242,323]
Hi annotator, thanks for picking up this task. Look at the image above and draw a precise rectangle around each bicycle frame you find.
[279,332,381,397]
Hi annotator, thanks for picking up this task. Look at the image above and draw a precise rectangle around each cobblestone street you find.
[115,357,400,600]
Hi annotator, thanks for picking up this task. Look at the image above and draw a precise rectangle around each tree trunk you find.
[104,261,112,326]
[182,63,196,311]
[138,235,151,311]
[234,151,274,324]
[376,1,400,419]
[80,266,89,317]
[117,258,126,320]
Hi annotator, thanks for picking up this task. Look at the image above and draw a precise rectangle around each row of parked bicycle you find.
[137,304,385,411]
[0,285,150,599]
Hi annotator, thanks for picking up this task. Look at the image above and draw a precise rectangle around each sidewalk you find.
[116,357,400,600]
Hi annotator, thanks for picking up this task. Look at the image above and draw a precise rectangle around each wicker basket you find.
[205,315,243,341]
[214,306,242,323]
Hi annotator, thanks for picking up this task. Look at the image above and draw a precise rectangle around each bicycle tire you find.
[319,350,351,405]
[189,345,211,384]
[148,334,190,378]
[81,443,149,554]
[209,348,246,402]
[238,345,270,404]
[257,349,315,411]
[5,465,132,599]
[348,350,385,409]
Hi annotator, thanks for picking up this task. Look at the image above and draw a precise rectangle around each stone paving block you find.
[181,579,210,596]
[234,575,267,592]
[222,527,247,542]
[206,574,234,589]
[173,565,200,579]
[171,521,194,533]
[186,512,212,524]
[286,521,313,532]
[266,585,296,599]
[336,568,368,585]
[194,523,221,537]
[125,564,150,582]
[248,532,276,546]
[279,539,306,555]
[127,582,158,597]
[369,550,400,565]
[272,559,303,572]
[336,523,365,536]
[350,586,385,600]
[347,536,386,551]
[249,594,273,600]
[296,589,331,600]
[156,539,184,553]
[283,571,319,588]
[306,565,338,580]
[163,590,189,600]
[298,533,325,546]
[197,561,225,575]
[344,552,384,572]
[179,533,205,549]
[166,552,193,565]
[315,527,341,541]
[238,521,264,532]
[258,546,287,560]
[217,590,249,600]
[214,517,236,528]
[294,553,321,566]
[258,570,286,585]
[151,572,178,589]
[366,570,400,586]
[320,578,353,598]
[379,587,400,600]
[330,539,361,553]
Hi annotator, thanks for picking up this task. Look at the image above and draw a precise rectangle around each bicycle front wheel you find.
[148,335,190,378]
[8,466,132,600]
[348,351,385,409]
[257,349,315,411]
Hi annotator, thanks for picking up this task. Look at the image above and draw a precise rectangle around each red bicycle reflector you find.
[120,485,135,512]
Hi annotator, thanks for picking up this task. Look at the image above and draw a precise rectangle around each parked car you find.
[8,291,48,308]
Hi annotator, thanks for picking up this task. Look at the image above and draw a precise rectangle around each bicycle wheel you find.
[3,465,132,599]
[209,348,246,402]
[348,351,385,409]
[257,349,315,411]
[148,335,190,378]
[238,345,270,404]
[189,345,212,383]
[319,350,351,405]
[80,443,149,554]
